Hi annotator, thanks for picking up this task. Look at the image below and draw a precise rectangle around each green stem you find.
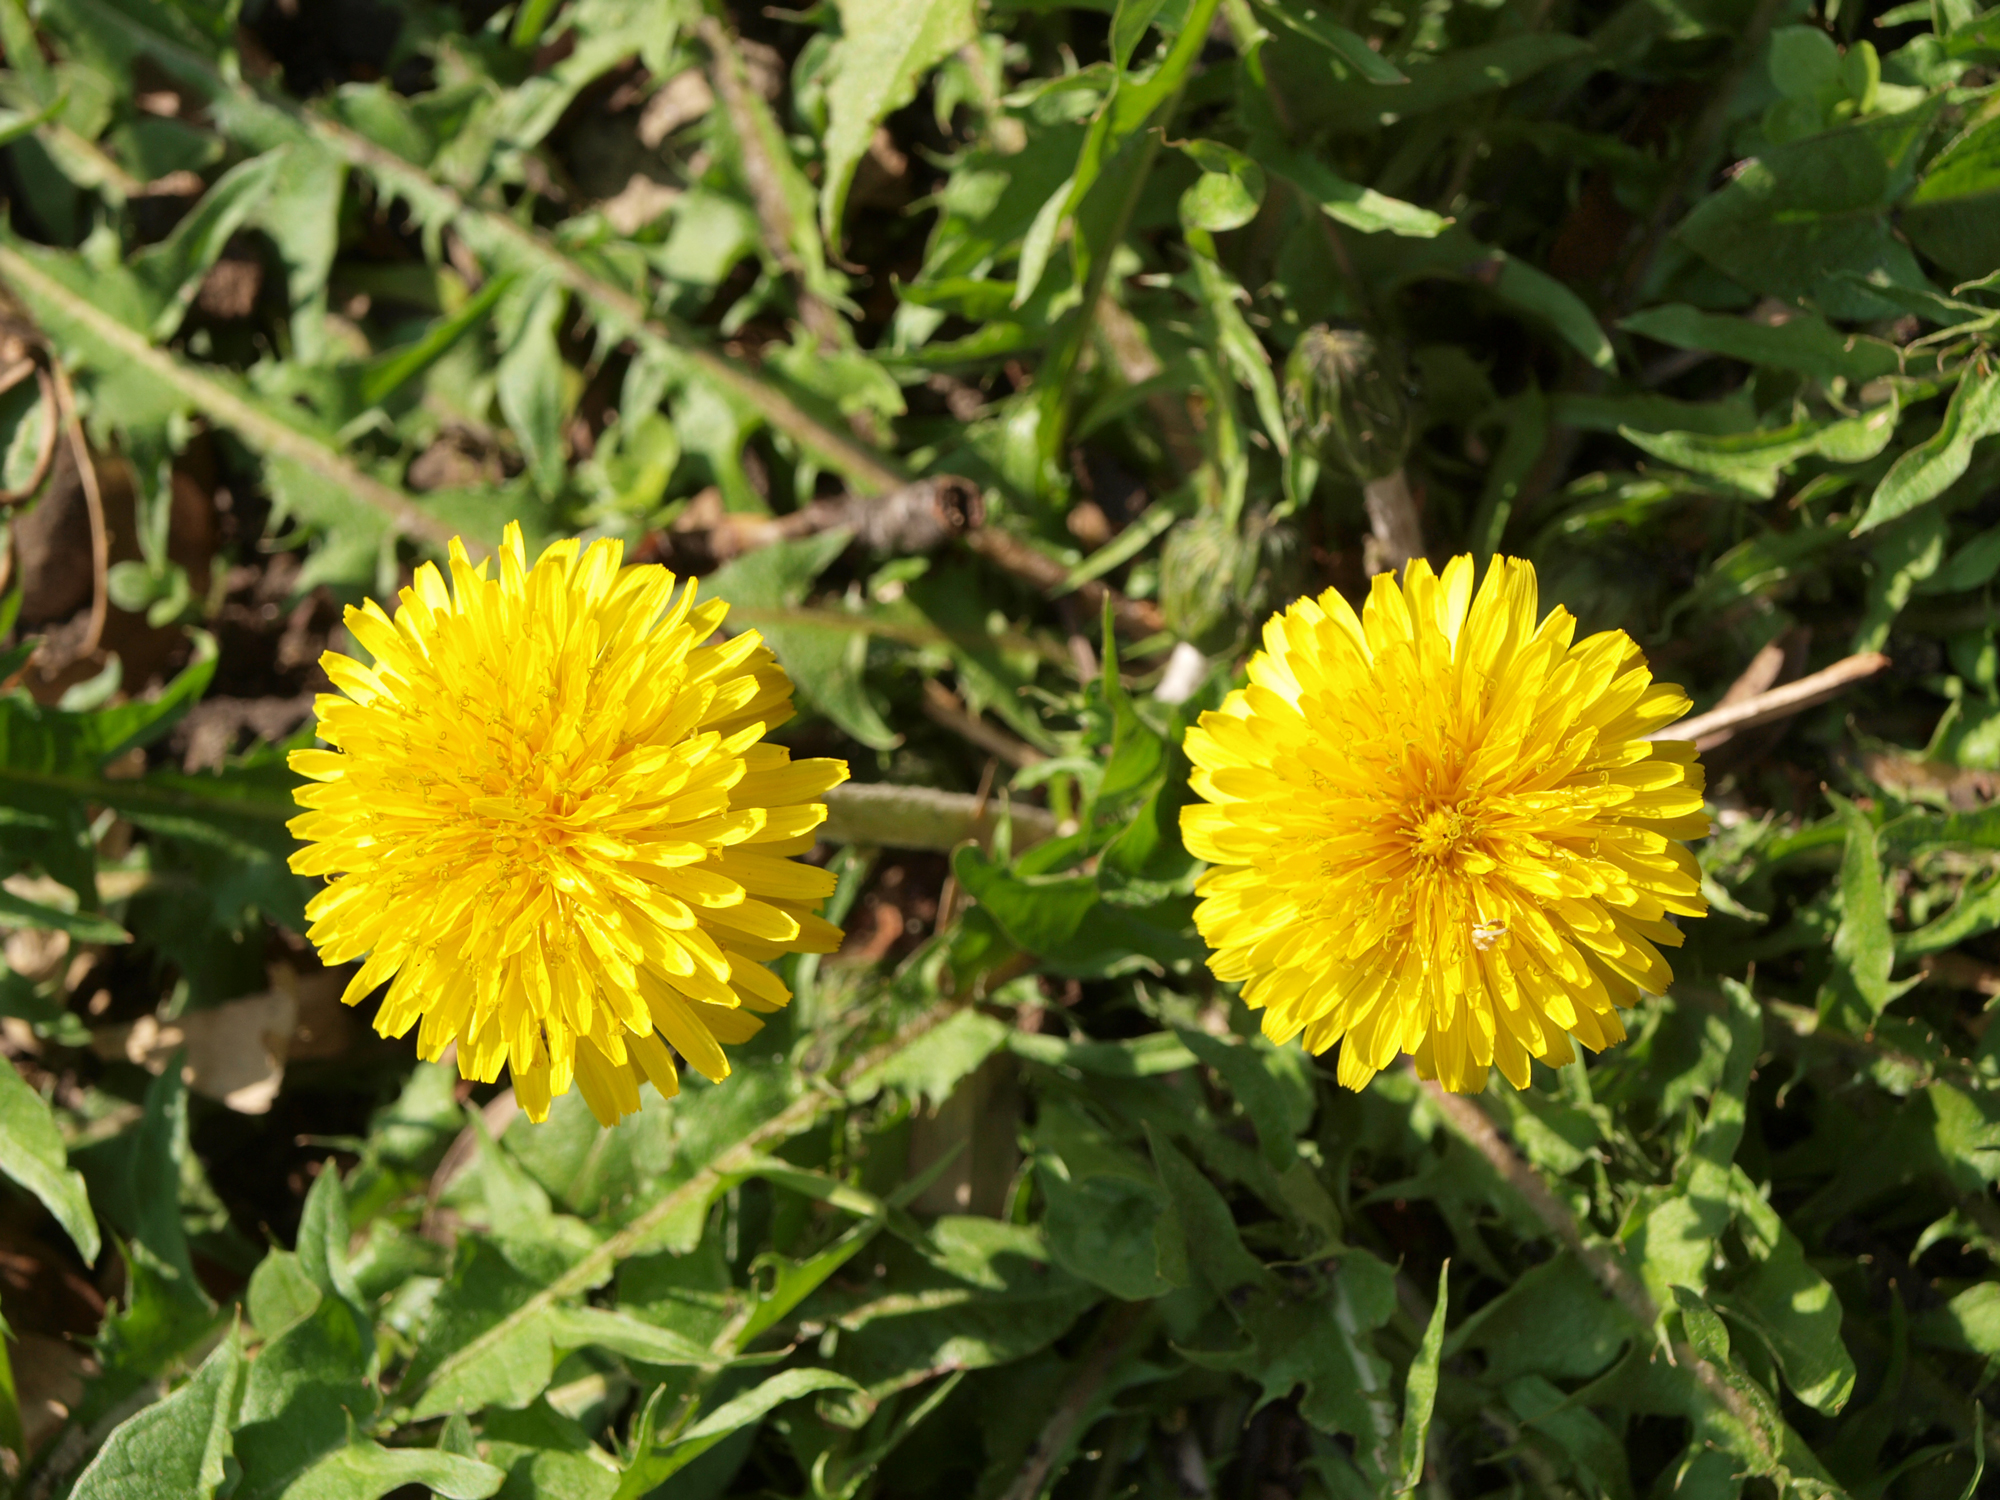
[821,782,1058,852]
[0,763,291,824]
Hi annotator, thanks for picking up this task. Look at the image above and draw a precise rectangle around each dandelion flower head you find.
[1181,555,1708,1093]
[288,523,847,1126]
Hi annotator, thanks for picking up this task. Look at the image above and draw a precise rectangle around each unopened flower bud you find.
[1160,510,1247,648]
[1283,326,1416,485]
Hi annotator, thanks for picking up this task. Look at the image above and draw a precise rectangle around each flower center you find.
[1410,803,1477,863]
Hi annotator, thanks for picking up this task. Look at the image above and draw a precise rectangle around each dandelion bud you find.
[1283,326,1416,485]
[1159,510,1248,648]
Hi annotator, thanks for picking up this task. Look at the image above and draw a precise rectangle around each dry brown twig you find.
[1656,651,1890,752]
[920,680,1045,770]
[695,14,845,351]
[666,475,983,569]
[960,525,1167,642]
[47,363,107,657]
[1706,628,1801,708]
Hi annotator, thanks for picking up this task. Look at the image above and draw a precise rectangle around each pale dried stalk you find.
[1362,469,1425,576]
[672,476,982,568]
[921,680,1046,770]
[1707,632,1795,712]
[695,13,844,349]
[1656,651,1890,752]
[961,526,1166,641]
[49,363,107,655]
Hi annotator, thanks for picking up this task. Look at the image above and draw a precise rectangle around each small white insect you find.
[1471,917,1508,952]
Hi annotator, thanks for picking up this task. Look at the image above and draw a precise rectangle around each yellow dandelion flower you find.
[287,523,848,1126]
[1181,555,1708,1094]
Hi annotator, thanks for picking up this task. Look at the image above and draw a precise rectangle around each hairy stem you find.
[821,781,1057,851]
